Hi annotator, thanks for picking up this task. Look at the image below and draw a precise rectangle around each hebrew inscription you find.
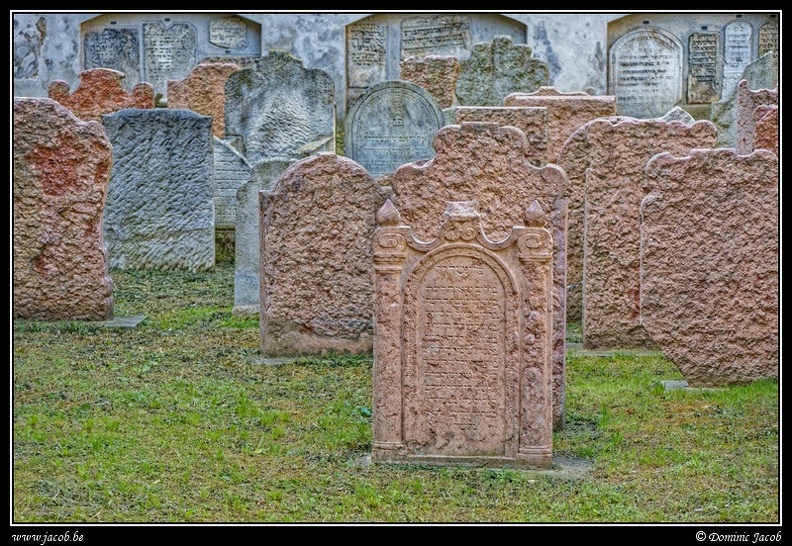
[143,22,196,99]
[722,21,752,99]
[84,28,141,86]
[758,22,778,58]
[687,33,719,104]
[209,16,247,49]
[401,15,471,59]
[347,22,387,90]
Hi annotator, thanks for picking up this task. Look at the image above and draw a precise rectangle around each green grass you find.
[12,264,779,523]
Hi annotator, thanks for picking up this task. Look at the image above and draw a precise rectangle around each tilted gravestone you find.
[345,80,445,180]
[582,118,718,350]
[390,122,568,429]
[13,98,114,320]
[168,63,241,138]
[456,36,549,107]
[224,50,336,164]
[48,68,154,123]
[399,55,461,109]
[102,109,215,272]
[371,199,554,468]
[259,153,391,357]
[641,148,778,386]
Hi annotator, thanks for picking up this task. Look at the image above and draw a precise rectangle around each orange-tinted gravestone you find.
[735,80,778,154]
[400,55,460,109]
[167,62,240,138]
[753,105,778,157]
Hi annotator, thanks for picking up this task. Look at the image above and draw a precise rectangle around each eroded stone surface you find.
[582,118,718,349]
[399,55,461,109]
[452,106,548,166]
[48,68,154,123]
[641,149,778,386]
[390,122,568,429]
[102,109,214,271]
[371,200,554,468]
[753,105,778,156]
[456,36,549,107]
[735,80,778,154]
[168,63,240,138]
[13,98,114,320]
[259,153,390,356]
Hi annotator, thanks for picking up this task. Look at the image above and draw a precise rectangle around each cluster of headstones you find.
[13,35,778,469]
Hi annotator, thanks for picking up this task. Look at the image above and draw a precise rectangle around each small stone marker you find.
[400,55,461,109]
[167,63,240,138]
[371,199,554,468]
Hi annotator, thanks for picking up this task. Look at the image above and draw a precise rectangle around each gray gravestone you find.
[345,80,445,180]
[84,28,141,88]
[758,22,779,58]
[213,137,252,231]
[102,109,215,271]
[722,21,753,101]
[143,22,197,102]
[208,15,248,49]
[687,32,719,104]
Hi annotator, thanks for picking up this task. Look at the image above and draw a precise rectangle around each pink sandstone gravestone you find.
[582,118,718,350]
[400,55,461,109]
[753,105,778,157]
[371,199,554,468]
[641,148,778,386]
[390,122,568,429]
[167,62,240,138]
[48,68,154,123]
[735,79,778,155]
[259,153,391,357]
[13,98,114,320]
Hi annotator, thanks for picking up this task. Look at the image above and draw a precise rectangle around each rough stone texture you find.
[371,200,554,468]
[452,106,548,166]
[659,106,696,125]
[233,158,293,317]
[47,68,154,123]
[345,80,445,180]
[753,105,779,157]
[735,80,779,155]
[259,153,391,356]
[13,98,114,320]
[212,137,252,231]
[167,63,240,138]
[390,122,568,429]
[582,118,718,350]
[456,36,549,107]
[399,55,461,109]
[504,87,618,164]
[641,148,778,386]
[224,50,336,164]
[102,109,215,272]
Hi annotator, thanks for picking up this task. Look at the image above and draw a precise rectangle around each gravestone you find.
[233,159,292,317]
[13,98,114,320]
[168,63,241,138]
[48,68,154,123]
[456,36,549,107]
[753,105,778,157]
[758,21,779,58]
[84,27,142,89]
[452,106,548,166]
[400,55,461,109]
[345,80,445,180]
[225,50,336,164]
[390,122,568,429]
[259,153,391,356]
[641,148,778,386]
[371,199,554,468]
[687,32,719,105]
[102,109,215,272]
[212,137,252,262]
[608,28,683,119]
[503,87,617,163]
[582,118,718,350]
[735,80,778,155]
[721,20,753,102]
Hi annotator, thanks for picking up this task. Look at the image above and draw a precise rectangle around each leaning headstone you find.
[390,122,568,429]
[212,137,252,262]
[13,98,113,320]
[259,153,391,356]
[233,158,292,317]
[753,105,778,157]
[48,68,154,123]
[503,87,617,163]
[735,80,778,155]
[102,109,214,272]
[345,80,445,180]
[641,148,778,386]
[371,199,554,468]
[456,36,549,107]
[582,118,718,349]
[168,63,240,138]
[399,55,461,109]
[224,50,336,164]
[452,106,548,166]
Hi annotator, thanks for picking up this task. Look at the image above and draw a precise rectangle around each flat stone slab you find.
[89,315,146,329]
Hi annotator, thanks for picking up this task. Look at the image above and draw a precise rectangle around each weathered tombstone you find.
[225,50,336,164]
[758,21,779,58]
[233,159,293,317]
[753,105,778,157]
[345,80,445,180]
[659,106,696,125]
[735,80,778,155]
[371,199,554,468]
[641,148,778,386]
[168,63,241,138]
[143,22,197,103]
[259,153,391,356]
[212,137,252,262]
[84,27,142,89]
[721,20,753,101]
[687,31,720,105]
[503,87,617,163]
[451,106,548,166]
[390,122,568,429]
[456,36,549,107]
[582,118,718,349]
[102,109,215,272]
[48,68,154,123]
[608,28,683,119]
[400,55,461,109]
[13,98,114,320]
